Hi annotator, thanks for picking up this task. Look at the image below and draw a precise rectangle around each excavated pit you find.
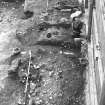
[0,0,88,105]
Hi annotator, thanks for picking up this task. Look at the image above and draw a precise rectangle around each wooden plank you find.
[96,0,105,70]
[92,11,105,103]
[87,41,98,105]
[87,8,104,105]
[93,11,104,88]
[92,1,105,104]
[85,0,88,8]
[86,11,98,104]
[87,0,94,42]
[97,2,105,104]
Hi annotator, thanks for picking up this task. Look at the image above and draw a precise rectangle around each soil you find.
[0,0,87,105]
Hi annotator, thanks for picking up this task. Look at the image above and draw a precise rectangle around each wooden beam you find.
[87,0,94,42]
[85,0,88,8]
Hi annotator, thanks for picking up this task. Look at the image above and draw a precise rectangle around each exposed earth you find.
[0,0,87,105]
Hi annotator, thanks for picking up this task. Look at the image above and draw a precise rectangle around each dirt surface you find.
[0,0,87,105]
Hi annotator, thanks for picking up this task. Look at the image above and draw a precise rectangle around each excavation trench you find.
[0,0,88,105]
